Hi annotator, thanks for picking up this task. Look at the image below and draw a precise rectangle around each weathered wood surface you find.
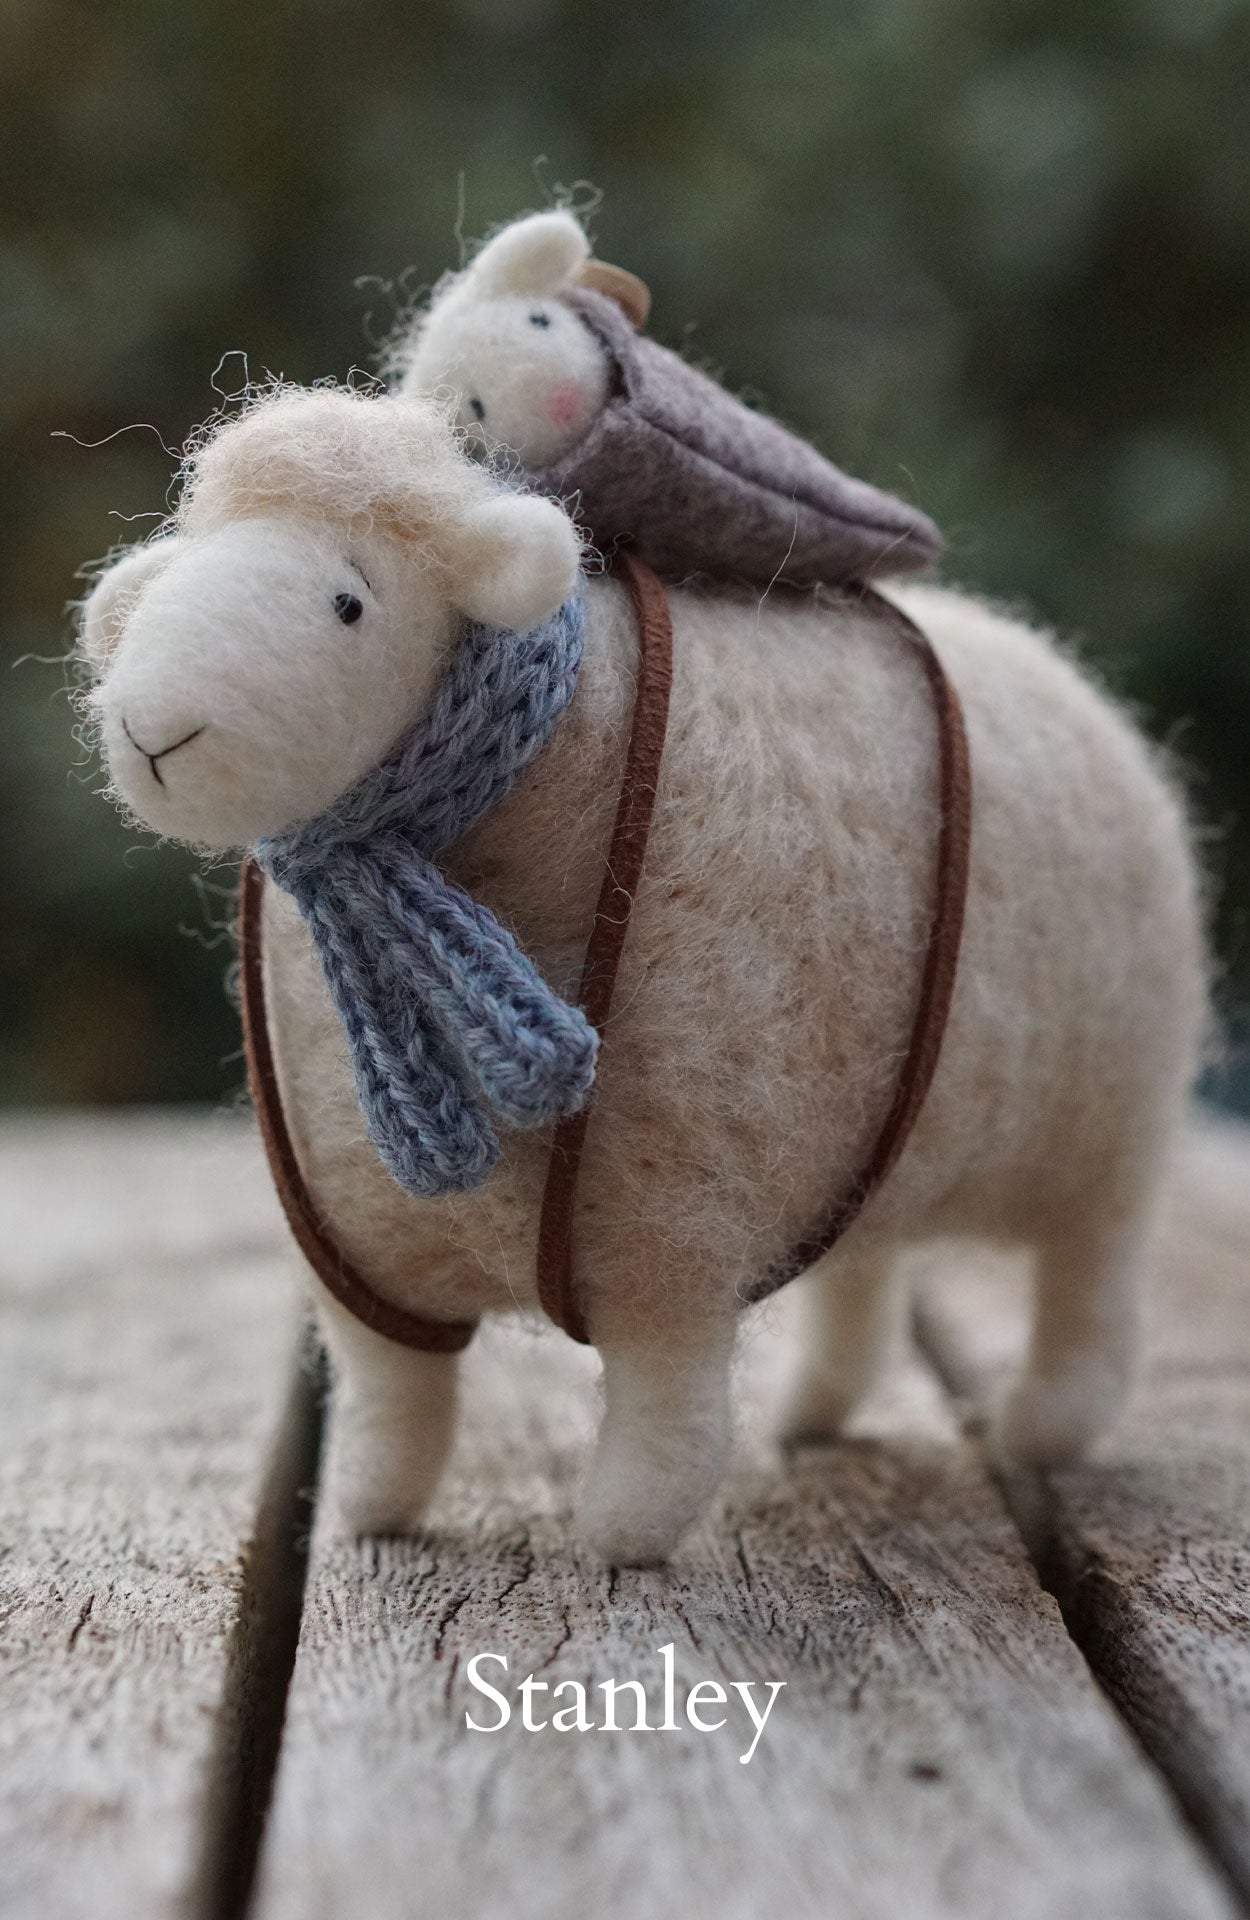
[253,1300,1235,1920]
[0,1112,308,1920]
[3,1111,1248,1920]
[915,1115,1250,1903]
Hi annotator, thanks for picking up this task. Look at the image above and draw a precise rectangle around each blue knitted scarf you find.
[255,590,595,1198]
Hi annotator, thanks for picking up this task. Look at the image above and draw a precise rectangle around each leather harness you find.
[238,551,971,1353]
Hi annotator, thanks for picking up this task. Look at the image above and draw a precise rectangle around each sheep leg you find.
[576,1310,738,1567]
[996,1211,1148,1465]
[318,1297,460,1535]
[778,1241,900,1444]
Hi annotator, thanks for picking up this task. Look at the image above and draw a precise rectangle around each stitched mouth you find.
[121,716,207,789]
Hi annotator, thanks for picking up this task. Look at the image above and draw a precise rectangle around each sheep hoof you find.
[576,1506,680,1568]
[327,1483,432,1538]
[994,1364,1128,1467]
[776,1369,861,1448]
[575,1471,697,1567]
[323,1449,438,1539]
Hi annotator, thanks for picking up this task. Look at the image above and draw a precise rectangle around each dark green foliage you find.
[2,0,1247,1105]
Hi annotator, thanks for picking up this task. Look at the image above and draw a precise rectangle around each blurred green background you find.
[2,0,1248,1109]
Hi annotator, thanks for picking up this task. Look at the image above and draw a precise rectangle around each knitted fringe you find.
[256,589,594,1197]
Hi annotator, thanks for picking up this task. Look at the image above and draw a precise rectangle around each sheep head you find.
[398,209,649,467]
[80,385,581,851]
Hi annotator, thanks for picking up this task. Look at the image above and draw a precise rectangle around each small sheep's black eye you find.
[529,310,551,328]
[469,396,485,421]
[333,592,363,625]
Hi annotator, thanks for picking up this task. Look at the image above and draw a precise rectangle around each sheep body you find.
[79,387,1206,1564]
[260,571,1204,1559]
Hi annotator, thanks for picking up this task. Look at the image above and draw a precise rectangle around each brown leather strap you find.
[237,857,479,1353]
[536,550,675,1343]
[741,583,972,1306]
[240,562,969,1355]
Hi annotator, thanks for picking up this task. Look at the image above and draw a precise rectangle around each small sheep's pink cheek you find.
[547,380,587,431]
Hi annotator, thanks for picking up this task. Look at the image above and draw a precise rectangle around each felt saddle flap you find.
[531,288,942,587]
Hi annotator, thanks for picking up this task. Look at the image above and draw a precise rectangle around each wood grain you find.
[253,1294,1235,1920]
[5,1111,1246,1919]
[0,1112,308,1920]
[915,1115,1250,1903]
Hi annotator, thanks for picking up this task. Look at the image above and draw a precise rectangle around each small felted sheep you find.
[80,384,1204,1566]
[395,209,944,586]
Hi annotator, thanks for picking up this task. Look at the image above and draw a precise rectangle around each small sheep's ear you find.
[467,210,590,299]
[449,493,581,632]
[574,259,652,330]
[78,538,180,670]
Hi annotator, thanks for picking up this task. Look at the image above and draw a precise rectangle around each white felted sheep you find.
[395,209,624,468]
[395,209,945,587]
[80,383,1205,1567]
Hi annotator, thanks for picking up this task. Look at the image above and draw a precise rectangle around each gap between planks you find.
[248,1283,1238,1919]
[4,1112,1246,1920]
[0,1113,314,1920]
[236,1113,1250,1920]
[190,1337,324,1920]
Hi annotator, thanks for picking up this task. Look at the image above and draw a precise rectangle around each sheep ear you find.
[449,493,581,633]
[573,259,652,330]
[78,538,181,670]
[467,210,590,299]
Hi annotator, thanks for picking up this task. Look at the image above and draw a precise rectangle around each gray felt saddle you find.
[528,285,943,588]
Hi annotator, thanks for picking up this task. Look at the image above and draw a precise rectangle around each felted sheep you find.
[79,383,1205,1567]
[394,209,944,586]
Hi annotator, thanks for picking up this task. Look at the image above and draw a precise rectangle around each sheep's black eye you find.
[529,310,551,328]
[333,592,363,625]
[469,396,485,421]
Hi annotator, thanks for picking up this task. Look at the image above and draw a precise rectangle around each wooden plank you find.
[253,1291,1235,1920]
[915,1116,1250,1901]
[0,1112,310,1920]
